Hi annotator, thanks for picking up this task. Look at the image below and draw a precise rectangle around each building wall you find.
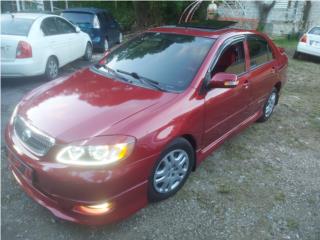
[217,0,320,37]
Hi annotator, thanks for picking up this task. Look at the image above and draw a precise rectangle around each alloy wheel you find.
[153,149,189,193]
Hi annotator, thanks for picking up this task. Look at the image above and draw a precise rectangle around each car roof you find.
[63,8,109,14]
[1,12,56,21]
[148,26,257,39]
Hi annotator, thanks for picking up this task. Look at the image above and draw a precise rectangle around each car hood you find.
[18,68,178,143]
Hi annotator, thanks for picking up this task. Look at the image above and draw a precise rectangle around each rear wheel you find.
[45,56,58,80]
[257,87,278,122]
[83,43,92,61]
[293,51,301,59]
[103,38,109,52]
[148,138,194,202]
[118,32,123,44]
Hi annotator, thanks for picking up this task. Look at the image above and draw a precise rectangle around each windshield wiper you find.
[94,64,130,83]
[116,69,166,92]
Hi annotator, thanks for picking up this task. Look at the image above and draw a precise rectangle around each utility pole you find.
[50,0,53,12]
[65,0,68,9]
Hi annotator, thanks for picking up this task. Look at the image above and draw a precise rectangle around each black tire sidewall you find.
[84,43,92,61]
[257,87,278,122]
[148,138,194,202]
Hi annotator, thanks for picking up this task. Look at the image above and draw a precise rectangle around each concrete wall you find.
[217,0,320,37]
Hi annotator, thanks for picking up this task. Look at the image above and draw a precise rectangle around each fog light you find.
[73,202,111,216]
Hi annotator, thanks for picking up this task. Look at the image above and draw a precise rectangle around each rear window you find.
[309,27,320,35]
[61,12,94,28]
[1,16,34,36]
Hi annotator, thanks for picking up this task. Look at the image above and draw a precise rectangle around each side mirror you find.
[208,73,238,89]
[75,26,81,33]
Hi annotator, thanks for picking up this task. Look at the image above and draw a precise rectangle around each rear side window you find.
[41,17,58,36]
[55,18,75,34]
[1,16,34,36]
[309,27,320,35]
[212,41,246,76]
[247,36,273,68]
[61,12,94,28]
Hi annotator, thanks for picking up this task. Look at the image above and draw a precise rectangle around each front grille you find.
[13,116,55,156]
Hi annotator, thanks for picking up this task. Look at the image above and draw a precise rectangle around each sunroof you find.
[177,20,237,30]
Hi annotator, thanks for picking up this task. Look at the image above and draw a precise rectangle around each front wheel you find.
[257,87,278,122]
[148,138,194,202]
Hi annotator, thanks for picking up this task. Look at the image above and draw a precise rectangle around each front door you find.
[203,38,252,147]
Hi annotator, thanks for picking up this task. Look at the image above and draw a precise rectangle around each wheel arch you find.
[274,82,282,104]
[180,134,197,171]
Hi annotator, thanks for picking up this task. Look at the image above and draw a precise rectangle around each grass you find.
[273,38,298,49]
[286,218,299,230]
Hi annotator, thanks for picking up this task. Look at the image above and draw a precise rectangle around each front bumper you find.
[5,128,154,225]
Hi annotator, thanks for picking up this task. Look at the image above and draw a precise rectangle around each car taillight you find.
[16,41,32,58]
[300,34,307,43]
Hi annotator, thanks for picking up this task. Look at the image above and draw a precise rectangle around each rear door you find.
[245,35,279,115]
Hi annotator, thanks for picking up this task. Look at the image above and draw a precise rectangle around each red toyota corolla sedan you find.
[5,25,288,225]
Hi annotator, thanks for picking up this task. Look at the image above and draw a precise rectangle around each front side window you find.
[98,32,215,92]
[41,17,58,36]
[211,41,246,77]
[247,35,273,68]
[55,18,76,34]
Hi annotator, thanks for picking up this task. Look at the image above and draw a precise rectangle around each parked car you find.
[61,8,122,51]
[294,26,320,58]
[1,13,92,80]
[5,25,288,225]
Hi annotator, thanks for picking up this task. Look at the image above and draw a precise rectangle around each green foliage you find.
[61,1,208,32]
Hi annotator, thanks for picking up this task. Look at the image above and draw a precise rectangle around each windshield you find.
[101,32,215,92]
[1,16,34,36]
[61,12,94,27]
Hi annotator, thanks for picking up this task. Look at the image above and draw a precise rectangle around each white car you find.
[1,13,92,80]
[294,26,320,58]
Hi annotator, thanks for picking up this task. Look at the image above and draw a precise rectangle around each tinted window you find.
[212,41,246,76]
[309,27,320,35]
[1,16,34,36]
[55,18,75,34]
[61,12,94,28]
[102,32,215,92]
[247,36,273,68]
[41,17,58,36]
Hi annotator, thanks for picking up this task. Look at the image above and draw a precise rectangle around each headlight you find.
[56,136,135,166]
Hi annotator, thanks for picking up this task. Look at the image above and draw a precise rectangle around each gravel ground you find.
[1,48,320,240]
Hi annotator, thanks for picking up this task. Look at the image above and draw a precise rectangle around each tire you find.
[148,138,194,202]
[117,32,123,44]
[103,38,109,52]
[45,56,58,80]
[83,43,93,61]
[293,51,301,59]
[257,87,278,122]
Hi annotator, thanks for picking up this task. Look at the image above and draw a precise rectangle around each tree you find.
[255,0,276,32]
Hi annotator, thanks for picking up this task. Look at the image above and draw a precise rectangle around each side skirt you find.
[195,110,262,166]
